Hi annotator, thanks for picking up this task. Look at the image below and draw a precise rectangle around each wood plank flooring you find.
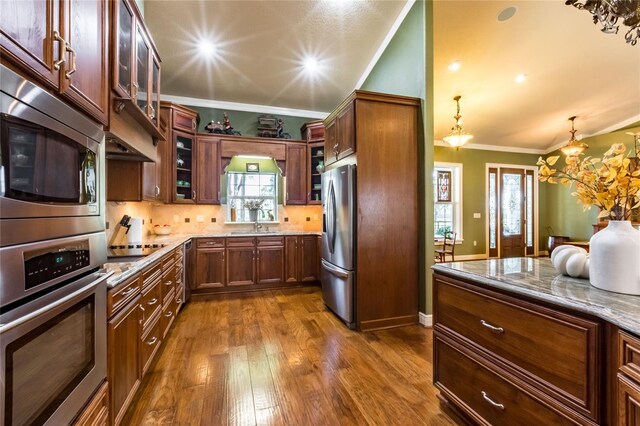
[123,286,458,426]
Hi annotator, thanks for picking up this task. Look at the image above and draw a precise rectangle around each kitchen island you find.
[433,258,640,426]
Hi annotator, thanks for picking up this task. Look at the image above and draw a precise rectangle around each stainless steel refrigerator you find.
[321,164,356,329]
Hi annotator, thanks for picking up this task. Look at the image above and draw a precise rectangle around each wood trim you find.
[358,314,418,332]
[323,90,421,124]
[220,139,286,160]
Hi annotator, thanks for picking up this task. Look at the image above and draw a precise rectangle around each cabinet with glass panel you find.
[301,120,325,204]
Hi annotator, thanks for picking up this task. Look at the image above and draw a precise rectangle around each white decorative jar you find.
[589,221,640,295]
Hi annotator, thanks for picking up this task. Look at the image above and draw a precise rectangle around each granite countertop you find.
[433,258,640,335]
[104,231,321,288]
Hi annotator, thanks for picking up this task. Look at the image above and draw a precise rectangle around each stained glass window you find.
[526,174,533,247]
[489,172,497,249]
[501,173,522,236]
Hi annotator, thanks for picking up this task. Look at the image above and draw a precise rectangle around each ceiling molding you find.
[434,140,546,155]
[354,0,416,90]
[160,94,329,120]
[544,113,640,154]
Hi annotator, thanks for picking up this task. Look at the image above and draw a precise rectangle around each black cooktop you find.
[107,243,167,258]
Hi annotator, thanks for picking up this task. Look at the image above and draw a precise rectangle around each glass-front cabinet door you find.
[151,55,160,124]
[114,0,134,97]
[135,25,149,113]
[174,131,195,203]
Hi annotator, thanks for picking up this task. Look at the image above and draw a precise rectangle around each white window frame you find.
[434,162,463,243]
[226,171,278,223]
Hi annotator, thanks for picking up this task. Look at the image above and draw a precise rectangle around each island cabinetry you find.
[1,0,109,125]
[433,271,603,425]
[618,331,640,425]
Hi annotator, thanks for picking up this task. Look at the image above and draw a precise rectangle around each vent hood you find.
[105,136,156,162]
[105,107,158,162]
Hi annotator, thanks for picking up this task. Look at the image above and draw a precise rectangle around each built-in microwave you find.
[0,65,105,247]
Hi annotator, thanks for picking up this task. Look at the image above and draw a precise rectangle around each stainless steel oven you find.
[0,64,105,247]
[0,233,109,426]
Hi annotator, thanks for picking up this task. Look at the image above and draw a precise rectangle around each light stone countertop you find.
[104,231,321,288]
[432,257,640,335]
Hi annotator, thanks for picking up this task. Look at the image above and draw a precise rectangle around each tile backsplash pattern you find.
[106,201,322,241]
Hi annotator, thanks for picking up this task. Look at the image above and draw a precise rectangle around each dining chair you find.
[435,231,457,263]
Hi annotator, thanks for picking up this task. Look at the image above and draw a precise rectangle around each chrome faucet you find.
[254,221,262,232]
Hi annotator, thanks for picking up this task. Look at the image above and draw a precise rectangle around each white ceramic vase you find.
[589,220,640,295]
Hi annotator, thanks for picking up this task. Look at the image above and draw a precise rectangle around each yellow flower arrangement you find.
[537,143,640,220]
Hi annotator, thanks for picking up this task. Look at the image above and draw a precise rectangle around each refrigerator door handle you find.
[327,179,336,253]
[321,259,349,278]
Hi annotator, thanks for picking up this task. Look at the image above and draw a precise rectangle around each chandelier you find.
[565,0,640,45]
[560,116,589,157]
[443,95,473,148]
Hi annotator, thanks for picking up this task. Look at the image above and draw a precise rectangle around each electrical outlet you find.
[196,215,204,223]
[473,213,481,219]
[473,241,477,246]
[173,215,179,223]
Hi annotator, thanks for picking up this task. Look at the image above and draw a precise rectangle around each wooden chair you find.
[435,231,457,263]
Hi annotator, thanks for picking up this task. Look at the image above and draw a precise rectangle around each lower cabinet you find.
[618,331,640,425]
[106,246,185,426]
[73,381,109,426]
[194,235,320,293]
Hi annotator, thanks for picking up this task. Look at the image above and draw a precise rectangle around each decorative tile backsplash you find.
[106,201,322,242]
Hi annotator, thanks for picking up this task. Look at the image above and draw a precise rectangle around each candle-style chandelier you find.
[565,0,640,46]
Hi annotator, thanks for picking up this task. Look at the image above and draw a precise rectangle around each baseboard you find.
[358,314,418,331]
[419,312,433,327]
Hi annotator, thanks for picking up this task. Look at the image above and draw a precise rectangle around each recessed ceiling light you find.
[303,57,320,74]
[448,61,461,72]
[497,6,517,22]
[515,73,527,84]
[198,39,217,57]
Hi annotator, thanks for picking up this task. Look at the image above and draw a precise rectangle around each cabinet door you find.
[299,235,319,281]
[112,0,134,98]
[107,159,142,201]
[257,246,284,284]
[337,101,355,160]
[285,144,307,205]
[108,296,141,426]
[284,236,298,282]
[173,130,195,203]
[134,23,149,114]
[308,143,323,204]
[226,247,255,286]
[195,248,225,289]
[142,161,158,201]
[618,374,640,426]
[324,119,337,166]
[196,136,220,204]
[61,0,109,125]
[0,0,62,90]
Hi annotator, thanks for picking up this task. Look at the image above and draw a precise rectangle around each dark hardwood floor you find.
[123,286,458,426]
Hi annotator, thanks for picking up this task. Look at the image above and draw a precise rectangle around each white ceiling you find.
[144,0,640,152]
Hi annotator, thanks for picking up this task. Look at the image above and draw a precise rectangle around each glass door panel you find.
[175,133,194,202]
[151,57,160,124]
[499,168,525,258]
[116,0,133,95]
[135,26,149,113]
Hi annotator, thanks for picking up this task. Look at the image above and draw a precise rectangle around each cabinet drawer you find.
[257,236,284,246]
[142,261,162,288]
[161,268,176,305]
[197,238,225,248]
[435,336,575,426]
[619,331,640,383]
[73,381,108,426]
[140,276,162,330]
[172,109,197,132]
[162,253,175,270]
[160,289,176,339]
[434,275,600,420]
[108,275,141,318]
[227,237,255,247]
[140,315,162,376]
[618,373,640,426]
[175,284,185,306]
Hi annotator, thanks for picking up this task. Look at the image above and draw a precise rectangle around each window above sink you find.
[227,171,278,223]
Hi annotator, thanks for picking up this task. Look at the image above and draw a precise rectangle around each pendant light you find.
[560,116,588,157]
[443,95,473,148]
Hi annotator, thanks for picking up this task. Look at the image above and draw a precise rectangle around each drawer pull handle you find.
[120,286,139,296]
[480,320,504,334]
[164,311,173,318]
[481,391,505,410]
[148,298,158,306]
[164,280,173,286]
[147,336,158,346]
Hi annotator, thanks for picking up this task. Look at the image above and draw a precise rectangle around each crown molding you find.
[354,0,416,90]
[160,94,329,120]
[434,139,546,155]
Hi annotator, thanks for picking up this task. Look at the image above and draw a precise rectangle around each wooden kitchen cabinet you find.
[1,0,109,125]
[227,246,256,286]
[324,101,354,166]
[618,331,640,425]
[195,248,226,289]
[195,135,221,204]
[299,235,319,281]
[73,381,109,426]
[256,237,285,284]
[110,0,163,139]
[107,294,141,426]
[285,143,307,205]
[284,236,299,283]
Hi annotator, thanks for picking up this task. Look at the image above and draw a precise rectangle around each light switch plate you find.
[473,213,481,219]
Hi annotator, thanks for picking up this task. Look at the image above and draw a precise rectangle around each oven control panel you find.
[24,240,90,289]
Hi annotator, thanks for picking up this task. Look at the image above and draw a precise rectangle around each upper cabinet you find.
[301,120,325,205]
[111,0,163,139]
[324,100,355,166]
[1,0,109,125]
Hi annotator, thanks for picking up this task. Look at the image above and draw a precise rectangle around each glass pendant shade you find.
[444,95,473,148]
[561,116,587,157]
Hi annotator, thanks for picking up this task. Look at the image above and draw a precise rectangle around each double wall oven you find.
[0,65,109,425]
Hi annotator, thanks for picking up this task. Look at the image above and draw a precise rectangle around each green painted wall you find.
[361,1,426,99]
[185,106,316,141]
[542,124,639,241]
[434,147,544,256]
[359,1,430,313]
